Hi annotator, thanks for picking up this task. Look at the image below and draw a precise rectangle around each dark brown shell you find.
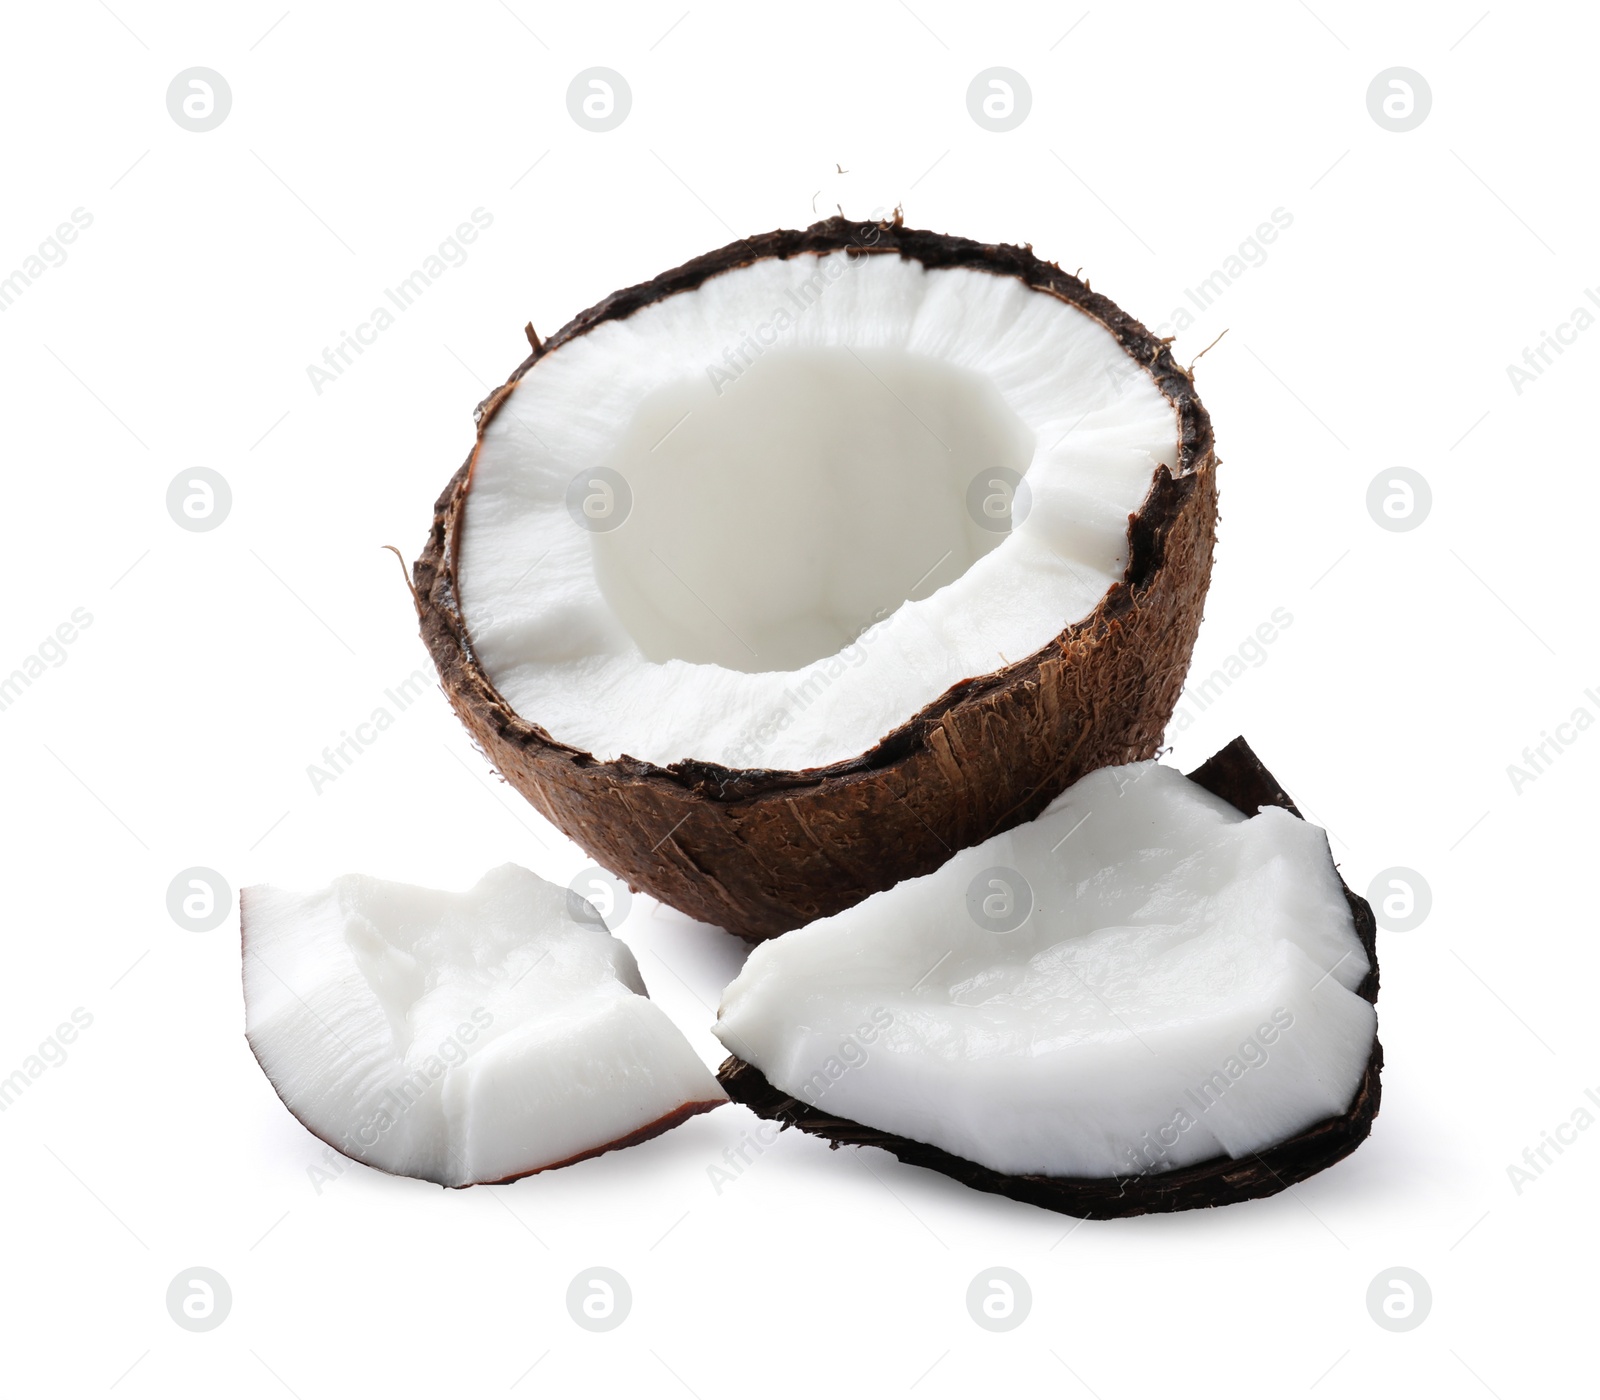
[414,216,1219,940]
[717,737,1382,1218]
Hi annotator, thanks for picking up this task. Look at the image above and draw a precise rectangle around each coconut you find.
[241,864,725,1187]
[713,739,1381,1218]
[415,215,1218,940]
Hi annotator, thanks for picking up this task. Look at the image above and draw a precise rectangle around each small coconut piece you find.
[241,864,724,1187]
[415,215,1218,940]
[713,739,1381,1218]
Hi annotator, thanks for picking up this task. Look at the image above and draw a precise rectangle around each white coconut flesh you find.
[713,763,1376,1180]
[460,250,1179,770]
[242,864,725,1186]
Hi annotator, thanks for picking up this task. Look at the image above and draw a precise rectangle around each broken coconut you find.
[415,216,1218,940]
[241,864,724,1186]
[714,739,1381,1218]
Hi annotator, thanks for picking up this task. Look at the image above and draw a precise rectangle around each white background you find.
[2,1,1592,1395]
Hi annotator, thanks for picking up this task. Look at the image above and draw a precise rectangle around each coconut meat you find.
[713,764,1375,1180]
[460,250,1178,770]
[242,864,724,1186]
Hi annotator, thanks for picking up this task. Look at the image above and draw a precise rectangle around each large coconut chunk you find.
[242,864,725,1186]
[713,747,1378,1202]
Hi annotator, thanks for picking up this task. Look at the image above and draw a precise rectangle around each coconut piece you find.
[713,739,1381,1218]
[241,864,725,1187]
[415,215,1218,940]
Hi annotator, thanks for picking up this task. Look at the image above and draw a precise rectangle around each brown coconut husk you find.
[414,216,1219,940]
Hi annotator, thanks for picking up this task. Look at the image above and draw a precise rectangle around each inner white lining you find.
[460,251,1178,771]
[592,346,1033,673]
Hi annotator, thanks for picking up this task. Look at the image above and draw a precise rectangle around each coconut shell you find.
[415,216,1219,940]
[715,737,1382,1218]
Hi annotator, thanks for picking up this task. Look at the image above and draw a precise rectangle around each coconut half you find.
[714,739,1381,1218]
[416,216,1218,939]
[241,864,725,1187]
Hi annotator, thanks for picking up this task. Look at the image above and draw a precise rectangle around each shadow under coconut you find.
[625,902,756,1000]
[765,1129,1385,1245]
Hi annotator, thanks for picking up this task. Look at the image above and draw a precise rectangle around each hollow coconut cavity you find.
[241,864,725,1187]
[714,739,1381,1218]
[417,217,1219,940]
